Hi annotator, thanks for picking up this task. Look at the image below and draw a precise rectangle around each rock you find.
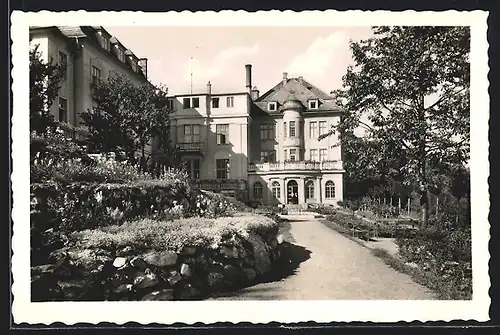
[130,256,148,270]
[242,268,256,282]
[180,247,197,256]
[180,263,192,277]
[133,271,159,289]
[277,235,284,244]
[141,289,174,301]
[222,265,239,285]
[178,283,201,300]
[31,264,55,276]
[246,233,271,275]
[57,279,89,300]
[220,246,238,258]
[270,238,278,249]
[206,272,225,290]
[113,257,127,268]
[144,251,178,267]
[167,270,182,286]
[113,283,133,293]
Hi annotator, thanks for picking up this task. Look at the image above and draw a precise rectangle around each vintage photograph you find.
[12,10,490,324]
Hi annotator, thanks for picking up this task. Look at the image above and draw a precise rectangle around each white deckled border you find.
[11,9,490,325]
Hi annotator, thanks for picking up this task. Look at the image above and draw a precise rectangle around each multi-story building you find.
[29,26,149,133]
[169,64,344,206]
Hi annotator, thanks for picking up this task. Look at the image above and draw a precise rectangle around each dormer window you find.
[97,31,111,51]
[116,47,125,62]
[308,100,319,110]
[268,102,277,112]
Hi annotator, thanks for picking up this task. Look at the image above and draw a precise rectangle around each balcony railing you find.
[176,142,205,151]
[248,160,343,172]
[192,179,247,191]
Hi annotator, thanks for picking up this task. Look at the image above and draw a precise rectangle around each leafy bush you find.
[72,214,278,253]
[191,190,250,219]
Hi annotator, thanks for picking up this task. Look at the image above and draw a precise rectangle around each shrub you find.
[72,214,278,253]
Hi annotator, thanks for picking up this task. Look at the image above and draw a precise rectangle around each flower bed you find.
[31,214,282,301]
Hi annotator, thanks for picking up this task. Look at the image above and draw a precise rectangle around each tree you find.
[29,43,64,134]
[322,26,470,227]
[81,73,175,171]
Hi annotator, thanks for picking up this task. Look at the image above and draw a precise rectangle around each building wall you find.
[249,113,342,163]
[30,30,77,125]
[171,93,251,180]
[76,39,148,126]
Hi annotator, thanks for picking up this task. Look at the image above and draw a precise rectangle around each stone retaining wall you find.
[32,226,282,301]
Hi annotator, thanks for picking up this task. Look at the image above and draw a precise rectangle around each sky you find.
[105,26,374,96]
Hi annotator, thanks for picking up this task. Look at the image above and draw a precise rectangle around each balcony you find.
[176,142,205,152]
[248,160,343,172]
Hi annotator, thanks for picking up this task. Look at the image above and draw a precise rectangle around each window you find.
[284,149,287,161]
[271,181,281,199]
[216,124,229,144]
[117,48,125,62]
[289,148,297,161]
[216,159,230,179]
[58,97,67,123]
[183,124,200,143]
[183,98,191,109]
[260,124,275,140]
[319,121,327,136]
[167,99,174,110]
[284,122,287,138]
[268,102,277,111]
[59,52,67,80]
[308,100,318,110]
[212,97,220,108]
[101,36,110,51]
[309,149,318,161]
[91,66,101,85]
[131,61,138,72]
[319,148,327,161]
[325,181,336,199]
[192,97,200,108]
[289,121,296,138]
[184,159,201,180]
[226,96,234,108]
[306,181,315,199]
[253,182,263,200]
[310,121,318,138]
[260,150,276,163]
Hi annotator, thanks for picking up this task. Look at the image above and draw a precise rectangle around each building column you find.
[298,177,305,205]
[318,176,323,203]
[282,178,287,204]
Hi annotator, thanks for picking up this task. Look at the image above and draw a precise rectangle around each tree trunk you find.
[421,189,429,228]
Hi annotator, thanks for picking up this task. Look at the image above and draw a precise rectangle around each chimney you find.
[283,72,288,84]
[207,81,212,95]
[250,86,259,101]
[245,64,252,93]
[138,58,148,78]
[298,76,303,84]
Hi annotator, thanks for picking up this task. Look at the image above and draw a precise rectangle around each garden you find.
[30,129,284,301]
[310,194,472,300]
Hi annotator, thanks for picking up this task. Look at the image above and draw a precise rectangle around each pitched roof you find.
[254,77,342,113]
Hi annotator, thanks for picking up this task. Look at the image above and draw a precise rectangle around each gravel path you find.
[210,216,435,300]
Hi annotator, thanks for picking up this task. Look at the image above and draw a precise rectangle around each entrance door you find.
[287,180,299,204]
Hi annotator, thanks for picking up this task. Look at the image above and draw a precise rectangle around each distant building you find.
[169,64,344,206]
[29,26,149,134]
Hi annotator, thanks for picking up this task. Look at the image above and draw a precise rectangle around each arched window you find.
[306,180,315,199]
[253,182,263,200]
[271,181,281,199]
[325,181,335,199]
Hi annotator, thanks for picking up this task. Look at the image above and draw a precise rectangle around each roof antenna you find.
[190,56,193,94]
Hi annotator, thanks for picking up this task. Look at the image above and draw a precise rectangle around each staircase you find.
[284,203,309,214]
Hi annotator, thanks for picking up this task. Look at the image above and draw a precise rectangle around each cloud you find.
[182,44,259,83]
[284,32,348,78]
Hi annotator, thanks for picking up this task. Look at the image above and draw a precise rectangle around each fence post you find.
[398,197,401,211]
[436,197,439,216]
